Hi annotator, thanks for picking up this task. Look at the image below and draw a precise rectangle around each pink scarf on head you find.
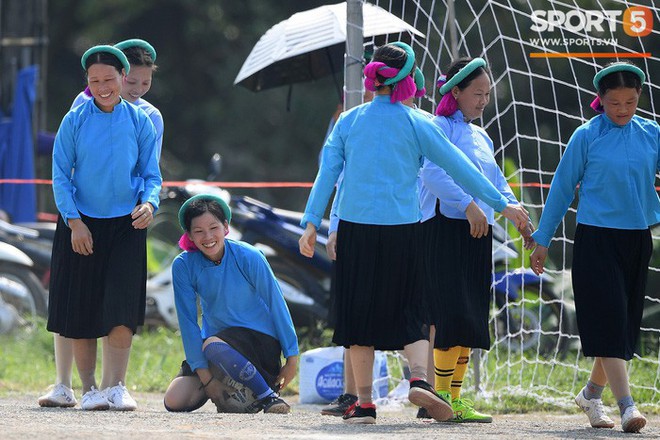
[435,75,459,116]
[364,62,422,103]
[590,96,604,113]
[178,234,198,251]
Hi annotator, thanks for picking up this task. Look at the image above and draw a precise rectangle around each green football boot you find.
[451,397,493,423]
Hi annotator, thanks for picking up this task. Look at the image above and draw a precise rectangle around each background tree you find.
[43,0,341,211]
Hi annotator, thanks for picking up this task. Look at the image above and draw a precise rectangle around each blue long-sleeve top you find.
[301,95,509,229]
[172,239,299,372]
[328,106,434,233]
[72,92,164,160]
[420,111,519,224]
[52,98,161,224]
[532,114,660,248]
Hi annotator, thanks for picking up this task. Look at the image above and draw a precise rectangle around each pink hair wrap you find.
[590,96,604,113]
[178,234,198,251]
[364,62,399,92]
[435,75,458,116]
[364,61,422,103]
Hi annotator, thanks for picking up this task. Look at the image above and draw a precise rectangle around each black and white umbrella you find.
[234,1,424,93]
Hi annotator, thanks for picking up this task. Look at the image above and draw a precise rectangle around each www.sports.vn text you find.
[529,37,618,46]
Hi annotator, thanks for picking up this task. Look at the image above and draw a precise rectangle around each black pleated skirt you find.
[422,213,492,350]
[572,224,652,360]
[331,220,425,350]
[47,213,147,338]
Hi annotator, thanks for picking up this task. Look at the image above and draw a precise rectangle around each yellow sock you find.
[434,347,461,394]
[451,347,471,400]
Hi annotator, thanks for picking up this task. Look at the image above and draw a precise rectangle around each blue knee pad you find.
[203,341,273,400]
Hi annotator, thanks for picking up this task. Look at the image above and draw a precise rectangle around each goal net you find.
[364,0,660,409]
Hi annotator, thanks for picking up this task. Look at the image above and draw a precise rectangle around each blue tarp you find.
[0,65,38,223]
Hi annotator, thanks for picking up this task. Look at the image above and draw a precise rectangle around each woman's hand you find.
[275,355,298,391]
[501,203,529,230]
[69,218,93,255]
[131,202,154,229]
[299,223,317,258]
[326,231,337,260]
[465,201,488,238]
[518,222,536,250]
[203,378,224,402]
[196,368,223,401]
[530,245,549,275]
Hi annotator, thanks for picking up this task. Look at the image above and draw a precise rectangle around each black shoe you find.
[408,380,453,422]
[342,404,376,424]
[416,407,432,419]
[246,394,290,414]
[320,393,358,416]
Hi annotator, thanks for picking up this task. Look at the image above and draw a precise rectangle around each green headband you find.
[115,39,157,62]
[178,194,232,231]
[81,45,130,74]
[385,42,416,85]
[383,42,425,92]
[413,68,425,93]
[593,62,645,90]
[439,57,487,95]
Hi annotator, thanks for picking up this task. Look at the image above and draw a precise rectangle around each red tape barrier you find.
[3,178,660,191]
[0,179,313,188]
[0,178,548,188]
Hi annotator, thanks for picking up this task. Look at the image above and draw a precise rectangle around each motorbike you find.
[0,218,54,289]
[490,224,577,356]
[0,240,48,331]
[0,276,33,333]
[144,260,179,330]
[230,195,331,328]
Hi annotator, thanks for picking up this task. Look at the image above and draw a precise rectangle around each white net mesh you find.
[362,0,660,408]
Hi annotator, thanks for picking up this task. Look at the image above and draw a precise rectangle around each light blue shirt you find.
[328,105,435,233]
[420,111,518,224]
[532,114,660,247]
[72,92,164,159]
[172,240,299,372]
[302,95,509,229]
[52,98,161,224]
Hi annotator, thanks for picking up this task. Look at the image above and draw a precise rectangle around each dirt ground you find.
[2,392,659,439]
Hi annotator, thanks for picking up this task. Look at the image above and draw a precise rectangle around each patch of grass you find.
[3,323,660,415]
[470,348,660,414]
[0,322,333,397]
[0,321,184,395]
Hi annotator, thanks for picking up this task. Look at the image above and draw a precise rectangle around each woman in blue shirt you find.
[69,39,164,158]
[530,62,658,433]
[47,45,161,412]
[163,195,298,414]
[299,42,530,424]
[419,57,533,423]
[40,38,164,411]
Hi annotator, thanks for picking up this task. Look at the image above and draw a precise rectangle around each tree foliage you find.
[46,0,340,210]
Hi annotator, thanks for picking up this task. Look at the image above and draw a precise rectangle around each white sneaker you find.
[81,387,109,411]
[105,382,137,411]
[38,383,77,408]
[574,388,614,428]
[621,406,646,433]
